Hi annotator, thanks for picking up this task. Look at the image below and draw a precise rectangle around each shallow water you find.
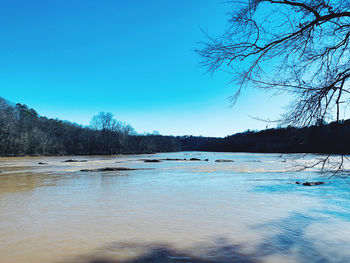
[0,152,350,263]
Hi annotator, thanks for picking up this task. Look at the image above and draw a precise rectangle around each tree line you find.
[0,97,181,156]
[1,96,350,157]
[190,122,350,155]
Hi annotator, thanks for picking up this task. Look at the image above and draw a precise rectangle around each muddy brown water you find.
[1,152,350,263]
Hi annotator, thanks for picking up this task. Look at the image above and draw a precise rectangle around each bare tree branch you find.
[197,0,350,127]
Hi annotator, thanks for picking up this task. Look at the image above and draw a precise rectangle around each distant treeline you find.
[0,97,349,156]
[182,122,350,154]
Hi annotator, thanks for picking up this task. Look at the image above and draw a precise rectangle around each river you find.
[0,152,350,263]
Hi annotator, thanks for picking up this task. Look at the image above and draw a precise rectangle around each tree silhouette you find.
[198,0,350,126]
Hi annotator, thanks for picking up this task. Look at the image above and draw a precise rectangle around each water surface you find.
[1,152,350,263]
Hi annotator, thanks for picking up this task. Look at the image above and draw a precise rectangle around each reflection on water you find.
[0,152,350,263]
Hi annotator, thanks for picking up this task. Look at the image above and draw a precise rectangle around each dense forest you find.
[188,123,350,154]
[0,97,349,156]
[0,97,181,156]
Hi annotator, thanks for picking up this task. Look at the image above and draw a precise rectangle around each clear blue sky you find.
[0,0,290,137]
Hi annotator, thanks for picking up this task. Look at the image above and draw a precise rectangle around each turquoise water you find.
[0,152,349,263]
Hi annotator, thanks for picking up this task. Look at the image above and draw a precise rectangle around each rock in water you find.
[302,181,325,186]
[143,159,162,163]
[160,158,186,161]
[80,167,140,172]
[63,159,88,163]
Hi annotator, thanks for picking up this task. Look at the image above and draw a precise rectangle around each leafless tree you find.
[90,112,136,154]
[90,112,119,132]
[197,0,350,126]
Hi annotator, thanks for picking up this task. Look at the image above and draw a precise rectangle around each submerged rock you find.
[63,159,88,163]
[189,158,201,161]
[38,162,48,165]
[143,159,162,163]
[160,158,186,161]
[80,167,141,172]
[215,159,234,162]
[296,181,324,186]
[302,181,325,186]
